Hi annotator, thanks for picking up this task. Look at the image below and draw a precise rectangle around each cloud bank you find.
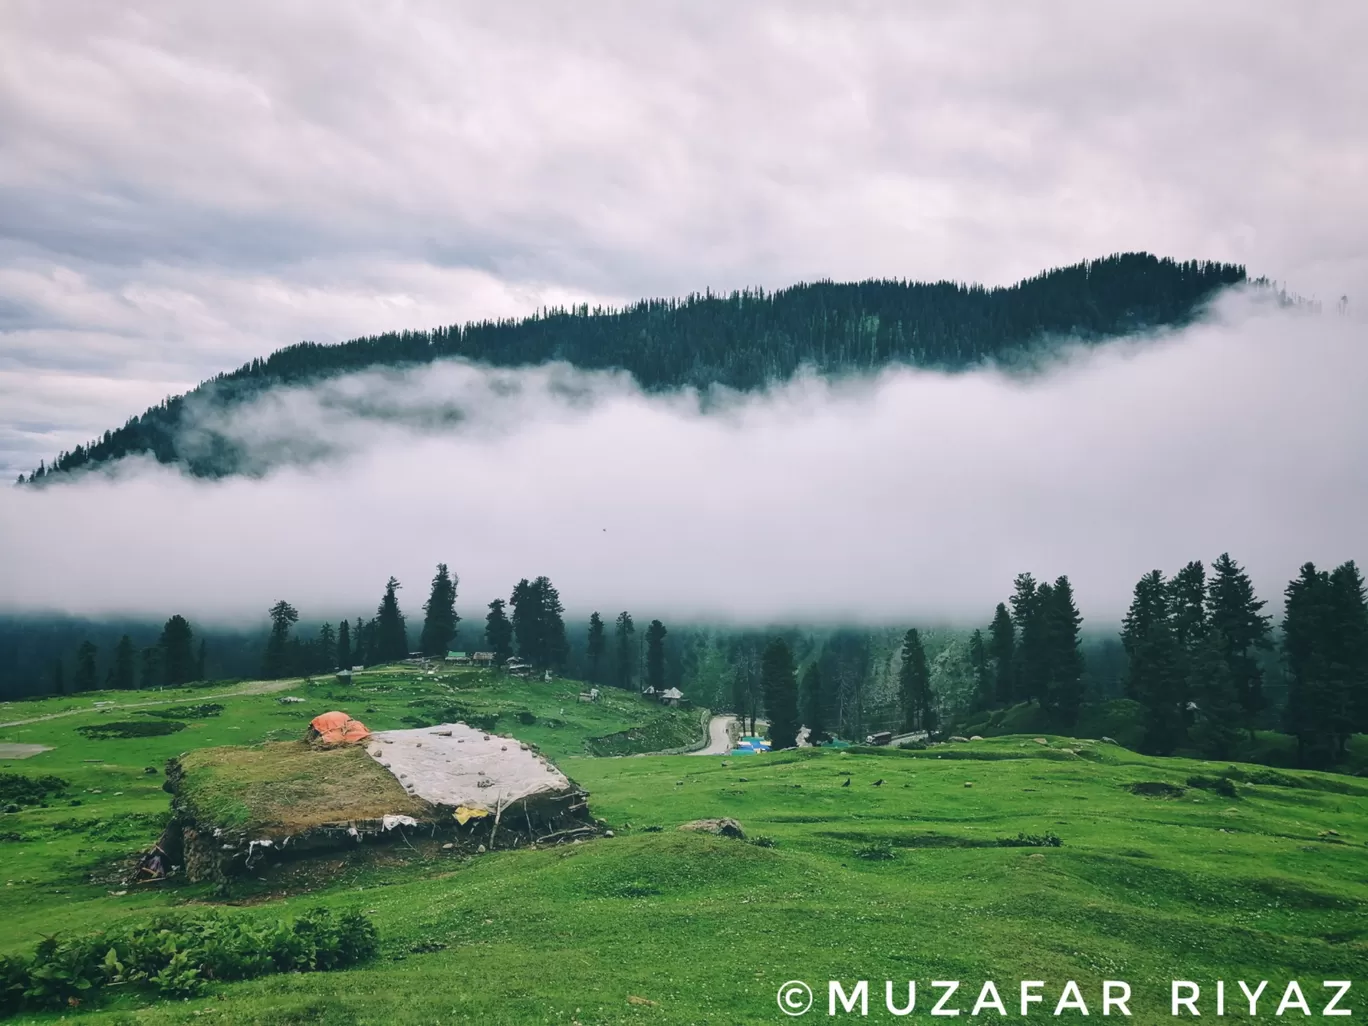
[1,295,1363,628]
[3,2,1366,478]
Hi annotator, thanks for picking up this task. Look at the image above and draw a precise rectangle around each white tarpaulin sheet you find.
[366,723,574,812]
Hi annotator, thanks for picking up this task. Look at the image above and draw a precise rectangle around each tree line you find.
[20,254,1246,483]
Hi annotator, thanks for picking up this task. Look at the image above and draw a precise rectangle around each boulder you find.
[969,735,984,742]
[678,817,746,839]
[949,735,970,743]
[1032,738,1048,745]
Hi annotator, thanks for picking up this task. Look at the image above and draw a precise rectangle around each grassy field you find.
[1,671,1366,1024]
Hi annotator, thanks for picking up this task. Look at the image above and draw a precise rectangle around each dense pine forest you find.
[20,253,1246,482]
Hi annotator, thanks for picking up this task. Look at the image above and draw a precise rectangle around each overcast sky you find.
[0,3,1365,625]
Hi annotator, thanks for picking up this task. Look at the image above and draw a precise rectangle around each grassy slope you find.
[1,678,1365,1024]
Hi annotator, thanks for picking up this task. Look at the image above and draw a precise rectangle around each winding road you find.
[689,714,736,755]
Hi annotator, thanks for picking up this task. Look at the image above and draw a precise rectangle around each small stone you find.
[969,735,984,742]
[964,781,973,788]
[604,830,615,838]
[476,844,486,853]
[1033,738,1048,745]
[441,843,454,850]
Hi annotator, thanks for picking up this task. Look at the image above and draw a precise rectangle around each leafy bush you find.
[854,840,897,860]
[76,721,186,740]
[750,835,777,848]
[0,908,378,1017]
[0,773,68,807]
[1186,774,1239,797]
[516,710,537,725]
[897,739,928,750]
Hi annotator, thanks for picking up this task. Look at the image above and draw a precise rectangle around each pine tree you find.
[645,619,668,693]
[316,623,335,673]
[73,641,98,692]
[1327,561,1368,756]
[52,659,65,696]
[988,603,1015,706]
[195,639,207,681]
[1009,574,1043,702]
[586,613,606,684]
[760,638,800,750]
[139,646,160,690]
[374,577,409,663]
[484,599,513,665]
[1122,570,1184,754]
[1168,560,1208,720]
[1045,576,1085,727]
[968,629,992,710]
[336,619,352,669]
[159,615,196,686]
[1207,553,1272,736]
[107,635,136,690]
[263,601,299,679]
[1189,629,1242,759]
[534,577,568,670]
[800,662,829,744]
[1282,563,1334,765]
[352,618,367,667]
[420,563,460,657]
[614,612,636,690]
[898,628,933,733]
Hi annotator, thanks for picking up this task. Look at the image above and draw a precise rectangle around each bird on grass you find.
[841,778,851,787]
[872,779,885,787]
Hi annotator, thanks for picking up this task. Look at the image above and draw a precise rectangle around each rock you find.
[679,817,746,839]
[604,830,615,838]
[1032,738,1048,745]
[441,842,454,850]
[1101,736,1118,745]
[964,781,974,788]
[969,736,984,742]
[627,996,658,1007]
[476,844,487,853]
[949,735,970,743]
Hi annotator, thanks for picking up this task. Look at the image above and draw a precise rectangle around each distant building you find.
[471,652,495,667]
[445,651,471,665]
[659,687,685,706]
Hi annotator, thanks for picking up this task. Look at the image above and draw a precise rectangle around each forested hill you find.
[23,253,1246,482]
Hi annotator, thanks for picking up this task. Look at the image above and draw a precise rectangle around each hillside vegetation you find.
[1,666,1365,1023]
[23,254,1245,481]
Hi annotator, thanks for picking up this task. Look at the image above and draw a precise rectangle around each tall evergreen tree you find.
[159,615,196,686]
[420,563,460,657]
[898,628,934,734]
[73,641,98,692]
[614,612,636,690]
[968,629,992,710]
[107,634,136,691]
[1327,561,1368,754]
[51,659,65,696]
[760,638,800,750]
[1122,570,1184,754]
[484,599,514,665]
[139,646,160,690]
[988,603,1015,706]
[374,577,409,663]
[1009,574,1044,702]
[800,662,828,744]
[195,639,207,682]
[1207,553,1272,735]
[1282,563,1334,765]
[508,577,567,670]
[316,623,336,673]
[1044,576,1085,727]
[645,619,668,693]
[352,618,367,667]
[1168,560,1209,719]
[263,601,299,679]
[585,613,606,684]
[1189,629,1242,759]
[336,619,352,669]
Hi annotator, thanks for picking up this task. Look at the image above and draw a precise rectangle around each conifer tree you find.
[336,619,352,669]
[1207,552,1272,736]
[107,634,136,690]
[73,641,98,692]
[1045,576,1085,727]
[509,577,568,670]
[1009,574,1042,702]
[760,638,800,750]
[800,662,829,744]
[898,628,934,733]
[484,599,513,665]
[614,612,636,690]
[586,613,606,684]
[52,659,65,696]
[195,639,207,681]
[316,623,335,673]
[1282,563,1334,765]
[352,618,366,666]
[159,615,196,686]
[1189,630,1242,759]
[374,577,409,663]
[645,619,668,693]
[139,646,160,690]
[968,629,992,710]
[988,603,1015,706]
[1122,570,1184,754]
[263,601,299,679]
[1327,561,1368,755]
[420,563,460,657]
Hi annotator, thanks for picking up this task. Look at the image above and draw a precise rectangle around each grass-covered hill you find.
[24,253,1245,482]
[2,667,1366,1023]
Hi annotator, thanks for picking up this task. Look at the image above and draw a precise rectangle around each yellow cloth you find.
[453,805,490,825]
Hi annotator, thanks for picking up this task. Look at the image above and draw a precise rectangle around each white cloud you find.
[1,294,1362,628]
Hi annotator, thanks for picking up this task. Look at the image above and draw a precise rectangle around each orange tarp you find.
[308,711,371,745]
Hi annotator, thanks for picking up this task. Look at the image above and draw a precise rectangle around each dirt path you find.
[0,679,303,729]
[687,714,736,755]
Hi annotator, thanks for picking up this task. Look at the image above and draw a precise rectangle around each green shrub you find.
[996,832,1063,848]
[0,773,68,807]
[0,908,379,1017]
[76,721,186,740]
[516,710,537,725]
[1186,774,1239,797]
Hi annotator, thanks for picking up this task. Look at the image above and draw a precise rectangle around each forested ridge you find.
[21,253,1246,481]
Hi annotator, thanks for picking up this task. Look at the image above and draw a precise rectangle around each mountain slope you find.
[23,253,1246,482]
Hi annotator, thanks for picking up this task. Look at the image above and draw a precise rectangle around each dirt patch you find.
[0,744,51,760]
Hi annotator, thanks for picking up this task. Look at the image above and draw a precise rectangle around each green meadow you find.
[1,669,1365,1024]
